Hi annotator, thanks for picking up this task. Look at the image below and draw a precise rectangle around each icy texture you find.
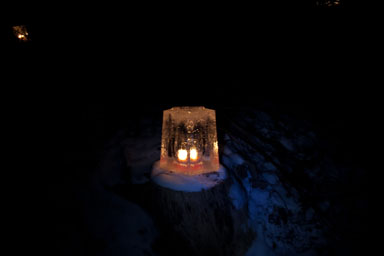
[160,106,219,175]
[152,161,226,192]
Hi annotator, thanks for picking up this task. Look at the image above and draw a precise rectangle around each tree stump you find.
[149,175,255,256]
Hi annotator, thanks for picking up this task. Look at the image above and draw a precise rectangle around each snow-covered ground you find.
[58,107,366,256]
[221,110,330,255]
[83,186,158,256]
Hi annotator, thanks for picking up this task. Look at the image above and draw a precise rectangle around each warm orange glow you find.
[13,25,30,42]
[177,149,188,162]
[160,106,219,175]
[190,148,198,161]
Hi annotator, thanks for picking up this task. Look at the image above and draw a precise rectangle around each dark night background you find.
[4,1,381,255]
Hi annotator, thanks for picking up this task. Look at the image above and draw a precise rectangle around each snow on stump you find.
[151,161,227,192]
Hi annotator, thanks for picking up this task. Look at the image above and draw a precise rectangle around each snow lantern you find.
[159,106,220,175]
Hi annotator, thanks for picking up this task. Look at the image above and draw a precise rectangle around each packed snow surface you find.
[151,161,226,192]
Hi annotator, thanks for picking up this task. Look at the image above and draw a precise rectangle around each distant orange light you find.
[18,34,25,39]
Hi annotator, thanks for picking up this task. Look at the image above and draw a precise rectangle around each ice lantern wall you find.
[160,106,220,175]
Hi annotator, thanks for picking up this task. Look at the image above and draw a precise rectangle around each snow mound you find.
[151,161,226,192]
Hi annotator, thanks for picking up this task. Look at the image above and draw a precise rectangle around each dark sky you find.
[5,3,378,139]
[5,1,378,112]
[4,2,378,141]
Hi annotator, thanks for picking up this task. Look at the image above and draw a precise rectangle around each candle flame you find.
[190,148,198,161]
[177,149,188,161]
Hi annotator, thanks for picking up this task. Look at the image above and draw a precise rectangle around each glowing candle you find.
[177,149,188,162]
[190,148,198,162]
